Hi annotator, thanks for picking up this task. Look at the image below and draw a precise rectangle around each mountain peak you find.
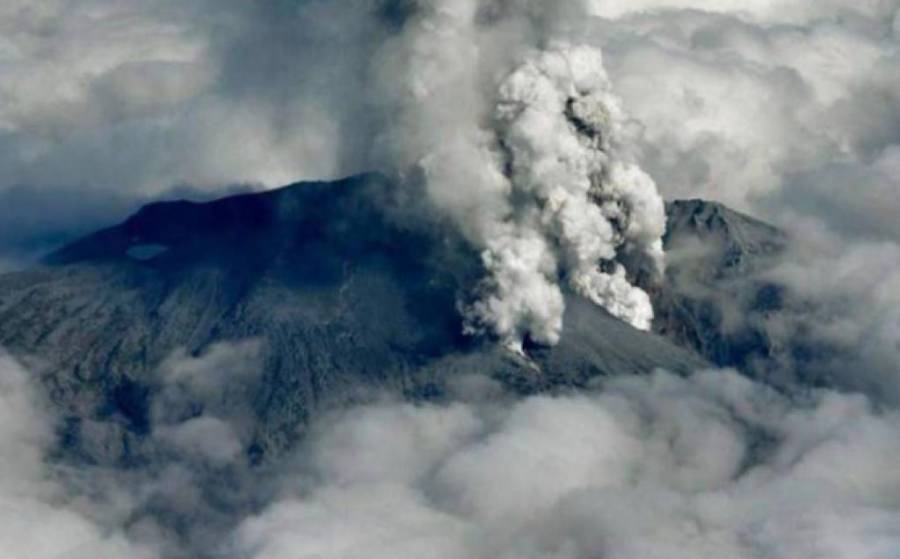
[46,174,390,266]
[664,198,786,275]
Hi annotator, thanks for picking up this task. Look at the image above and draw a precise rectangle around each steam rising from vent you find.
[372,2,666,350]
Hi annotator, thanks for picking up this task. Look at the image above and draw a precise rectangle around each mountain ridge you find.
[0,174,785,462]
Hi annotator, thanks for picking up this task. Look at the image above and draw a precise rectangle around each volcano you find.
[0,174,786,462]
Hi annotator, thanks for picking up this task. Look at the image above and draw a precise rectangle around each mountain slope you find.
[652,198,789,380]
[0,174,708,462]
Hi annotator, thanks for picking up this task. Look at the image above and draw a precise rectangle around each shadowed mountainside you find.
[652,198,792,381]
[0,174,717,463]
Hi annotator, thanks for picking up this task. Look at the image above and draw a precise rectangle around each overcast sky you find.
[2,1,899,252]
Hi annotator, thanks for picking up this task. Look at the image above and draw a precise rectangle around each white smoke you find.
[489,43,665,333]
[372,1,667,349]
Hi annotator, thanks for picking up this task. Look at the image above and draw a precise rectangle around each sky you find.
[2,1,899,223]
[2,1,900,558]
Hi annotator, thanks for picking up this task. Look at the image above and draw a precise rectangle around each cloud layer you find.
[0,0,373,193]
[6,342,900,559]
[3,0,897,209]
[235,369,900,559]
[0,352,155,558]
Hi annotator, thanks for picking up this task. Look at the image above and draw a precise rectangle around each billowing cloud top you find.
[236,369,900,559]
[6,345,900,559]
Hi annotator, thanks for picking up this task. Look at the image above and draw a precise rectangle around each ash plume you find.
[371,1,667,350]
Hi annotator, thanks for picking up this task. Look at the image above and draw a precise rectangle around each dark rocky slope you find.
[652,198,791,380]
[0,174,719,461]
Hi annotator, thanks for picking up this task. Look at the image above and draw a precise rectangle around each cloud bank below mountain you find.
[234,368,900,559]
[5,345,900,559]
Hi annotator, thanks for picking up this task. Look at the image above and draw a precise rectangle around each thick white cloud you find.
[5,342,900,559]
[0,351,156,559]
[0,0,380,194]
[0,341,270,558]
[234,369,900,559]
[591,6,899,210]
[1,0,897,219]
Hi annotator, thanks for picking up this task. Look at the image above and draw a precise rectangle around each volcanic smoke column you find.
[372,3,666,351]
[470,42,667,347]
